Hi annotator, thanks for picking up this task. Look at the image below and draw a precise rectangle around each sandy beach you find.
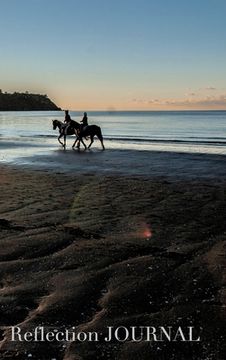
[0,150,226,359]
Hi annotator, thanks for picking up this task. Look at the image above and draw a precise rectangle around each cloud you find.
[197,86,217,91]
[185,92,196,97]
[131,95,226,108]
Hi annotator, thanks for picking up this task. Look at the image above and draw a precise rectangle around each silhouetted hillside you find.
[0,90,61,111]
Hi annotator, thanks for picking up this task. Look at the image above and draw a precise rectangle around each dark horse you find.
[52,119,105,150]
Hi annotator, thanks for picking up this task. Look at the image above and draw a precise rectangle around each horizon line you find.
[1,109,226,113]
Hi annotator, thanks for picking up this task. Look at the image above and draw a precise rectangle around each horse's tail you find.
[97,126,103,141]
[97,126,105,150]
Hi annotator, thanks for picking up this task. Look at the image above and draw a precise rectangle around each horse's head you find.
[52,119,58,130]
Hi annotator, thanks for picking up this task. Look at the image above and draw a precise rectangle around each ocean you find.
[1,110,226,165]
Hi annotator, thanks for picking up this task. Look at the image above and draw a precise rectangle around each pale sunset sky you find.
[0,0,226,110]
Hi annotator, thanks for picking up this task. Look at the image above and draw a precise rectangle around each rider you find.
[64,110,72,135]
[64,110,71,123]
[80,112,88,133]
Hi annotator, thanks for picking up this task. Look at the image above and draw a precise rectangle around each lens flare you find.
[144,228,152,239]
[134,221,153,240]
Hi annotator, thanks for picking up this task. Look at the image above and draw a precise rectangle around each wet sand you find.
[0,151,226,359]
[5,147,226,179]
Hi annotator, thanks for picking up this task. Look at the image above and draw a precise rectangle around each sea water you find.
[1,110,226,165]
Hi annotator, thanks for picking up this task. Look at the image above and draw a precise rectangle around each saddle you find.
[78,125,89,139]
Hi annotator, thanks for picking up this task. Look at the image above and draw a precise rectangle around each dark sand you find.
[0,150,226,359]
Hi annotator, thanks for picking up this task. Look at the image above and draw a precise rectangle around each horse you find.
[52,119,105,150]
[52,119,77,149]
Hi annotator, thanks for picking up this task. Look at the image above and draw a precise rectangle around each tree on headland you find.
[0,90,61,111]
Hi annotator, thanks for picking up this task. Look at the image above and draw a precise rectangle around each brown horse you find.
[52,119,105,150]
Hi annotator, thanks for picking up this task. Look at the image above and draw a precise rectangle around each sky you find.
[0,0,226,110]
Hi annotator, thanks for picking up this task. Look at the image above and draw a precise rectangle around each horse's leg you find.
[101,141,105,150]
[80,137,87,149]
[88,136,94,149]
[63,133,66,149]
[99,136,105,150]
[72,136,78,149]
[58,133,64,147]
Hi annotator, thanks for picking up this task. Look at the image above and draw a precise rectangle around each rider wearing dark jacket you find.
[80,112,88,132]
[64,110,71,123]
[64,110,72,135]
